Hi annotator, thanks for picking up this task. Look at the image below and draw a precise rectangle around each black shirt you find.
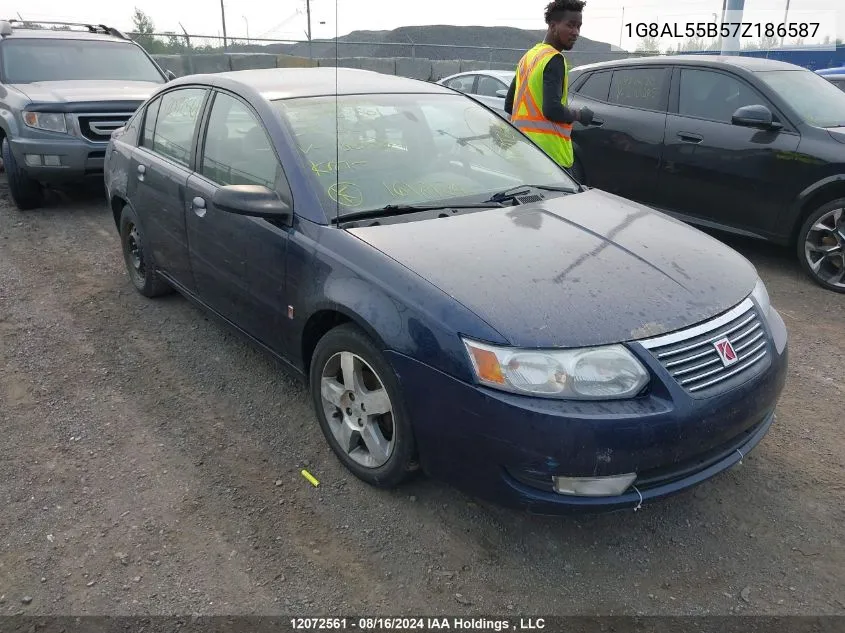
[504,54,579,124]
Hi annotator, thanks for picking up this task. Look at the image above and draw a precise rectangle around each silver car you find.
[437,70,515,112]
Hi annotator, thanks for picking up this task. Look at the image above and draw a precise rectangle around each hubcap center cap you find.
[343,391,365,421]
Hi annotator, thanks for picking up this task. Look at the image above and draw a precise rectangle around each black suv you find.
[566,55,845,294]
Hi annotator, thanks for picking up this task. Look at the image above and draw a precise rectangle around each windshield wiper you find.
[333,202,504,224]
[484,184,580,205]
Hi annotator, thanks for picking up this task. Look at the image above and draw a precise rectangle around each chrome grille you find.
[639,298,770,396]
[77,114,132,142]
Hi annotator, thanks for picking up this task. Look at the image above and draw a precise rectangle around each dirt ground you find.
[1,179,844,618]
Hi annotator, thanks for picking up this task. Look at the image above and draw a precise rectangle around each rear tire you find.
[1,137,44,210]
[796,198,845,294]
[119,204,172,298]
[309,323,418,489]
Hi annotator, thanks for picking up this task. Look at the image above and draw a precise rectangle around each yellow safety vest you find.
[510,42,573,168]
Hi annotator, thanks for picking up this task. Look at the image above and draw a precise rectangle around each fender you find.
[0,84,32,138]
[0,105,19,139]
[783,173,845,237]
[289,223,508,385]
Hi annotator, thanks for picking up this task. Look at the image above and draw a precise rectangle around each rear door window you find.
[151,88,207,167]
[608,67,669,111]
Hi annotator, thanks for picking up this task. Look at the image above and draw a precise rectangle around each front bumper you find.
[387,307,788,515]
[10,135,109,182]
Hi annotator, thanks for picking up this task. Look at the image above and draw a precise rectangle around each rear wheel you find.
[309,323,418,488]
[119,205,172,298]
[797,198,845,294]
[1,137,43,210]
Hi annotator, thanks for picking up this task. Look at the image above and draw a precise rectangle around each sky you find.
[6,0,843,52]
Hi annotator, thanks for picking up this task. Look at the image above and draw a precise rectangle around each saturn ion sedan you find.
[103,67,788,514]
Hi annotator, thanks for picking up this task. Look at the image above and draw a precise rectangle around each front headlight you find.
[462,338,649,400]
[751,277,771,316]
[23,111,68,134]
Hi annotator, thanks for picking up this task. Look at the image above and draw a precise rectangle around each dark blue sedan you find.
[104,67,788,514]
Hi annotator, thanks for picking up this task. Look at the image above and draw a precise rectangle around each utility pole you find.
[781,0,790,48]
[306,0,313,59]
[220,0,228,50]
[716,0,727,51]
[179,22,191,48]
[720,0,745,55]
[618,6,625,50]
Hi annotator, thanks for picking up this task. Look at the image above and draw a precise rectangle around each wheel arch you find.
[789,175,845,245]
[110,194,129,231]
[300,306,389,377]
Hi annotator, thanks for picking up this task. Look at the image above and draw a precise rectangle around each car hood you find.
[12,80,161,108]
[348,188,759,348]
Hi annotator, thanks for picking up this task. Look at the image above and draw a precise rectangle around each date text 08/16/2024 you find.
[624,21,820,40]
[290,617,547,631]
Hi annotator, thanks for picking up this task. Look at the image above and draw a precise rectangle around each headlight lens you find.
[23,112,67,134]
[462,338,649,400]
[751,277,771,315]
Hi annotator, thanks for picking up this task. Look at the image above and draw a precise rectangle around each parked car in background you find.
[0,19,174,210]
[816,66,845,92]
[103,67,787,514]
[566,55,845,294]
[437,70,514,112]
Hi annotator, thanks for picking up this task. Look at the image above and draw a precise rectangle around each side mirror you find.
[164,70,177,82]
[731,104,782,130]
[212,185,292,222]
[495,89,508,98]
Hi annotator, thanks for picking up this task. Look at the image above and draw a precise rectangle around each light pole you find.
[220,0,228,50]
[243,15,249,45]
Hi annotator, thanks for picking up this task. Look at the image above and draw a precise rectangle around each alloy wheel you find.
[319,351,395,469]
[804,207,845,289]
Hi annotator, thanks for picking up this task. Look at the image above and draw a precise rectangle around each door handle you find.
[678,132,703,144]
[192,196,207,218]
[136,164,146,181]
[589,118,605,127]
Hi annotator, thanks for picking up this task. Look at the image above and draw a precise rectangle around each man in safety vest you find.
[504,0,593,170]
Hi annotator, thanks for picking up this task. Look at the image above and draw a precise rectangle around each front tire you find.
[119,205,172,298]
[796,199,845,294]
[1,137,43,210]
[309,323,418,488]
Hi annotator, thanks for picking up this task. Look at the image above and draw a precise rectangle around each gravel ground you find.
[1,179,844,618]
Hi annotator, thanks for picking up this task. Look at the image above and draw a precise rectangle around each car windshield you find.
[272,93,577,216]
[756,69,845,128]
[0,38,165,84]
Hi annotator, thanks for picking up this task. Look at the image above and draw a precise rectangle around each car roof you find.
[1,27,128,43]
[443,69,514,80]
[570,54,805,74]
[168,67,458,100]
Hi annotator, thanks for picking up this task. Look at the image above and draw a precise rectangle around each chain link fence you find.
[127,31,664,68]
